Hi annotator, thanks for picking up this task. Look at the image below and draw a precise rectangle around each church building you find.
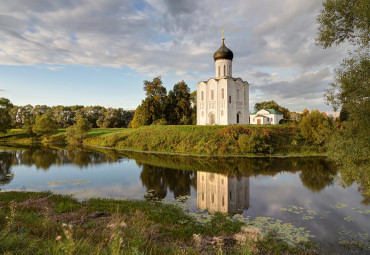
[196,33,250,125]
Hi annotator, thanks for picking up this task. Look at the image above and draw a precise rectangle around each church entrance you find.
[257,119,261,124]
[209,113,215,125]
[236,112,241,124]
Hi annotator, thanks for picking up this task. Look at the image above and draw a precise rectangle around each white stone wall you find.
[215,59,232,78]
[197,77,249,125]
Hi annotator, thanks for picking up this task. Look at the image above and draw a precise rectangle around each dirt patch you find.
[16,197,56,214]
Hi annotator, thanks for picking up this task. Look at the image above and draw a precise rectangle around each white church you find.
[196,33,250,125]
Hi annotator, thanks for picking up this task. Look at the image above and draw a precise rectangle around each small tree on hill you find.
[33,112,58,138]
[299,110,334,145]
[66,115,92,144]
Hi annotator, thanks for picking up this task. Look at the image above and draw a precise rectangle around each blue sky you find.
[0,0,348,113]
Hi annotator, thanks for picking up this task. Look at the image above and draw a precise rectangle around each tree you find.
[299,110,334,145]
[66,115,92,144]
[131,77,168,128]
[165,81,192,124]
[316,0,369,49]
[254,100,290,119]
[33,112,58,137]
[0,97,13,134]
[317,0,370,197]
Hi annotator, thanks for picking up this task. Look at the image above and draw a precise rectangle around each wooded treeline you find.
[9,104,134,129]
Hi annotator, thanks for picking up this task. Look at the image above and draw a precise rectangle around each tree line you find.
[9,104,134,129]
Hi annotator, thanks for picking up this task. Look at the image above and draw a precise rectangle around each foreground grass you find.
[0,125,324,156]
[0,191,317,255]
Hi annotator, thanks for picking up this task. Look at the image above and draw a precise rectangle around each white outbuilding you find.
[249,109,283,125]
[196,33,250,125]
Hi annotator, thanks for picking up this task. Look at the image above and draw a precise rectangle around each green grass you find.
[0,125,325,156]
[0,191,317,254]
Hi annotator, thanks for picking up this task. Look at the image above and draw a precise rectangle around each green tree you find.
[165,81,192,124]
[66,115,92,144]
[299,110,334,145]
[317,0,370,197]
[131,77,167,128]
[0,97,13,134]
[254,100,290,119]
[316,0,369,49]
[33,112,58,137]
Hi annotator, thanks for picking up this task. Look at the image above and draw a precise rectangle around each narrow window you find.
[202,193,204,201]
[237,89,240,100]
[229,96,231,103]
[221,88,224,99]
[211,90,214,100]
[218,66,220,77]
[223,65,226,76]
[221,110,223,116]
[229,191,232,200]
[201,91,204,101]
[212,194,214,204]
[222,196,224,206]
[229,66,231,76]
[201,111,204,117]
[244,91,246,100]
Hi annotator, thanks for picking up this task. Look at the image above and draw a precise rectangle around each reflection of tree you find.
[0,146,121,171]
[299,159,336,192]
[0,152,14,185]
[140,164,196,200]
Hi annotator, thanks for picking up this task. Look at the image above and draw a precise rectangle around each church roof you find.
[252,109,283,115]
[213,40,233,61]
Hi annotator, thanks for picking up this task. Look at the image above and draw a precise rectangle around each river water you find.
[0,145,369,253]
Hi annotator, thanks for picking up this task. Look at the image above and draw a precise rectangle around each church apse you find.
[197,171,249,214]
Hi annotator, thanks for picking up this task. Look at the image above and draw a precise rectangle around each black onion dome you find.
[213,40,233,61]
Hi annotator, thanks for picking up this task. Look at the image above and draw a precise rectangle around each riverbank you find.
[0,191,317,254]
[0,125,325,156]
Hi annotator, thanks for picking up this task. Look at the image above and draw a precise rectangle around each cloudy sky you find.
[0,0,348,112]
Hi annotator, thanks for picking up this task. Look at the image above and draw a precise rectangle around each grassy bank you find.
[0,125,325,156]
[0,191,317,254]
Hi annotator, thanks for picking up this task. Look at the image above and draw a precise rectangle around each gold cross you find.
[222,29,225,40]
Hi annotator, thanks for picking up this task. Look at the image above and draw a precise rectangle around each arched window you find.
[218,66,220,77]
[223,65,226,76]
[244,90,246,100]
[229,96,231,103]
[237,89,240,100]
[211,90,214,100]
[201,91,204,101]
[221,88,224,99]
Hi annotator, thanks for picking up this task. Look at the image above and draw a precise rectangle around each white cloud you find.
[0,0,348,111]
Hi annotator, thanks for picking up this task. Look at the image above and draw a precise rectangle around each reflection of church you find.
[197,171,249,214]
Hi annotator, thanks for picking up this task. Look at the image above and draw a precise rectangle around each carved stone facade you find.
[196,38,250,125]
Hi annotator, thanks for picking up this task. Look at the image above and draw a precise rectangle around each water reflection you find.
[0,145,345,198]
[197,171,249,214]
[139,164,196,200]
